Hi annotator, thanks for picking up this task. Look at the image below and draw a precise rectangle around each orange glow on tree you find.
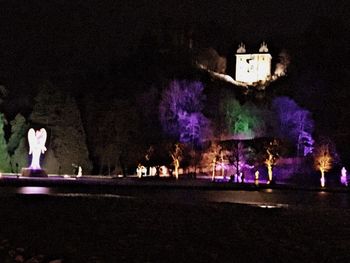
[220,151,225,177]
[265,151,274,182]
[200,142,221,181]
[170,143,183,180]
[264,140,279,183]
[211,156,217,181]
[314,144,333,187]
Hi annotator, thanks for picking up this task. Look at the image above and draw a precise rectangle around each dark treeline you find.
[0,13,349,174]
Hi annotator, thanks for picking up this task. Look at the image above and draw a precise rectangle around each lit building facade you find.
[235,42,272,85]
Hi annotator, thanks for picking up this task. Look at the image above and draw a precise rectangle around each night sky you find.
[0,0,348,75]
[0,2,350,258]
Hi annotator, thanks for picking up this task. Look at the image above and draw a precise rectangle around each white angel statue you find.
[28,128,47,169]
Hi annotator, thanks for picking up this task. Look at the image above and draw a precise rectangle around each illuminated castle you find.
[235,42,272,85]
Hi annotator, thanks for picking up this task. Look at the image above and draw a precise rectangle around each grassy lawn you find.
[0,194,350,262]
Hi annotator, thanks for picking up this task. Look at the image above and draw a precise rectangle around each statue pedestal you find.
[21,168,48,177]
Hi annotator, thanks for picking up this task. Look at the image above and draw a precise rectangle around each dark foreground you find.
[1,194,350,263]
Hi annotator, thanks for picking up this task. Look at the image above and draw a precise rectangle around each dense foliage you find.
[0,113,11,172]
[0,13,348,176]
[159,80,210,145]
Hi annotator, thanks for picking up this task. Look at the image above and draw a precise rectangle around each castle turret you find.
[235,42,272,85]
[237,43,246,53]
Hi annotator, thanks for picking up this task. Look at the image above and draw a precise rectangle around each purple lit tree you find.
[272,97,314,156]
[159,80,211,146]
[178,111,211,147]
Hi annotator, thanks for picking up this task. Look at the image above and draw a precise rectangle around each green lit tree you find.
[8,114,30,172]
[222,98,266,140]
[0,113,11,172]
[8,114,29,155]
[10,138,28,173]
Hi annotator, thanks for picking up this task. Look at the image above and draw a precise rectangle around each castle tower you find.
[235,42,272,85]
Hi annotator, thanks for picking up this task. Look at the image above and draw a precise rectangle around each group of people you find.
[230,172,245,183]
[136,164,169,178]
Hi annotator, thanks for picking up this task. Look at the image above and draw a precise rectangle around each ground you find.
[0,193,350,263]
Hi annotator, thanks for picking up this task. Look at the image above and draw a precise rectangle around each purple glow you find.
[178,111,210,145]
[341,167,347,186]
[272,97,314,156]
[159,80,210,144]
[18,186,50,195]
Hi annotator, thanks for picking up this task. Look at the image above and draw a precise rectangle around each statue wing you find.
[28,128,35,154]
[38,128,47,152]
